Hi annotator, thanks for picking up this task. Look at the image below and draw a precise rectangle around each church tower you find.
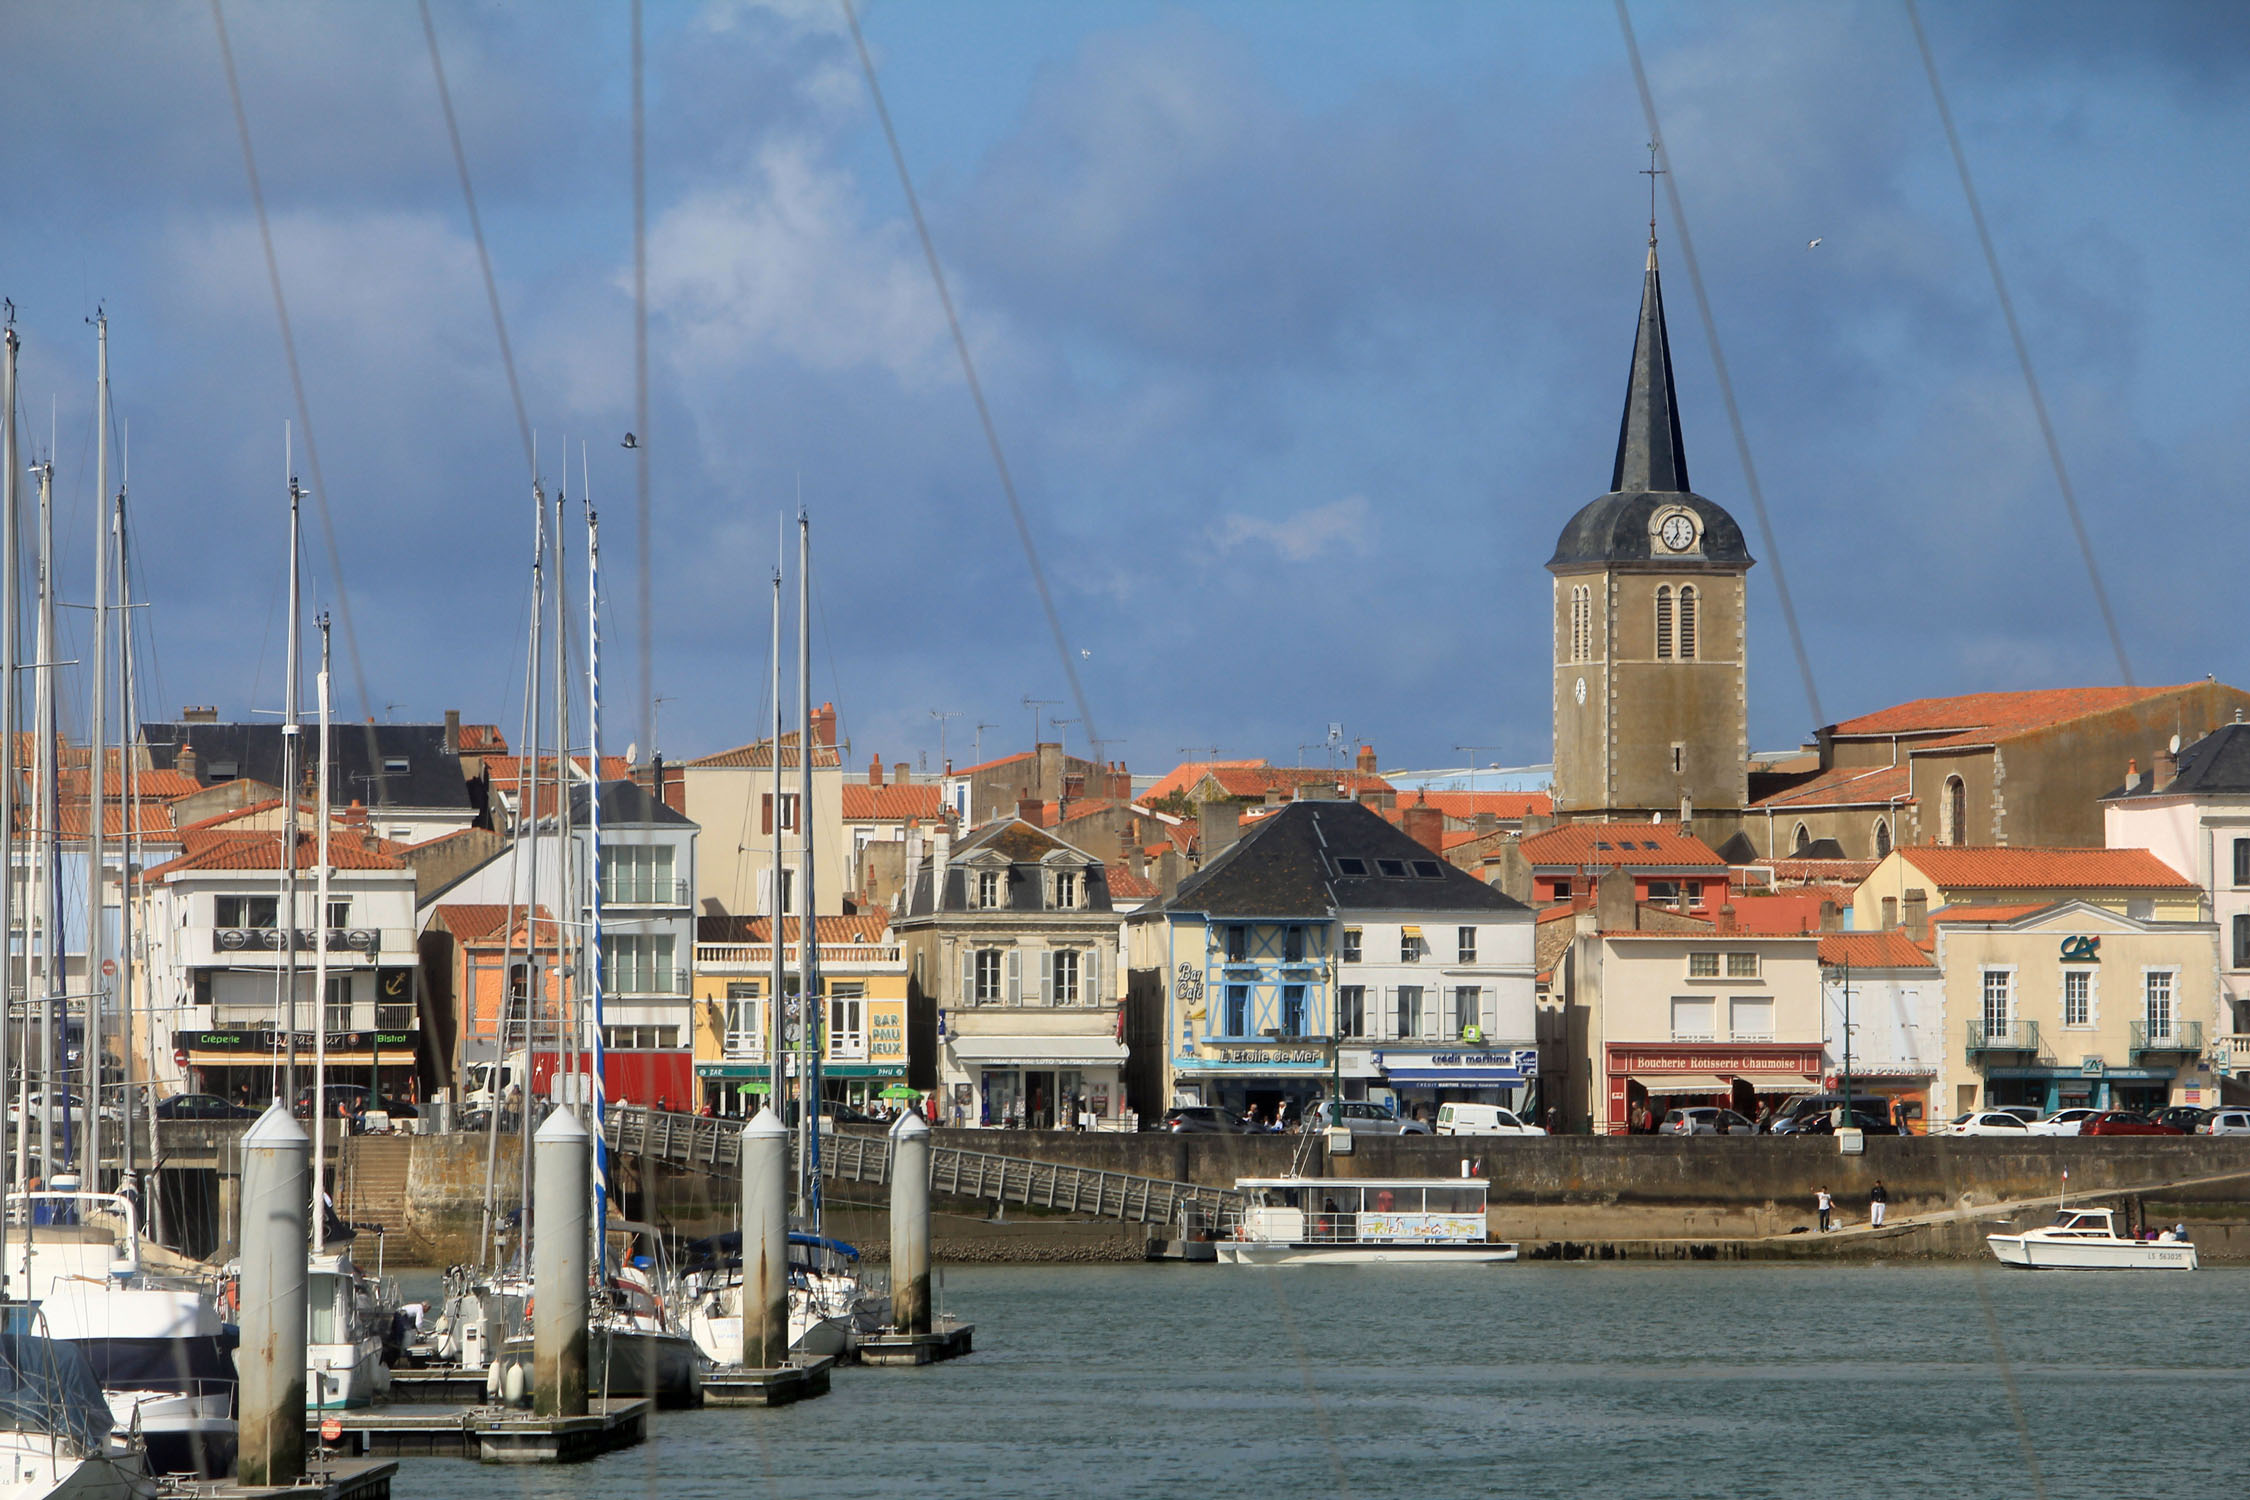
[1548,237,1752,832]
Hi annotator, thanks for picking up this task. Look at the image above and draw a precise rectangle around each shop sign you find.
[1213,1046,1324,1065]
[184,1029,415,1055]
[1610,1046,1820,1074]
[869,1001,907,1061]
[1394,1049,1539,1076]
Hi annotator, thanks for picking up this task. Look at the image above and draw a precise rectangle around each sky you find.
[2,0,2247,784]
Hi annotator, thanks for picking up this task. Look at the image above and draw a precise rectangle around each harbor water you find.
[439,1261,2247,1499]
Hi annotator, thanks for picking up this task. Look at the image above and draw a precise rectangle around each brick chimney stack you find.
[1903,887,1929,942]
[1402,797,1444,856]
[869,753,884,786]
[1017,796,1044,828]
[811,702,838,748]
[2154,743,2178,790]
[1355,743,1378,775]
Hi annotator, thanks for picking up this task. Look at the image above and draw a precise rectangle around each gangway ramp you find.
[606,1105,1243,1227]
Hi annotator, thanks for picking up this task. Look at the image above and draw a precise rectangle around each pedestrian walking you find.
[1869,1180,1889,1228]
[1815,1186,1834,1232]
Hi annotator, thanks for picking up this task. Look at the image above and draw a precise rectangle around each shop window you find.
[1337,985,1366,1038]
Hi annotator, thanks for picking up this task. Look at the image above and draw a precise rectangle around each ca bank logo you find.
[2058,935,2100,962]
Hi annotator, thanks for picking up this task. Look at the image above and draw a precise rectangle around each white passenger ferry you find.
[1986,1207,2198,1271]
[1218,1178,1517,1265]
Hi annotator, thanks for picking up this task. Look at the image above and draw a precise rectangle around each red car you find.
[2080,1110,2185,1137]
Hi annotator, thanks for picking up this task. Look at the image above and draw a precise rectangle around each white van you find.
[1435,1103,1545,1137]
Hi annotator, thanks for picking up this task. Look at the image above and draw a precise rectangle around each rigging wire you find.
[416,0,537,479]
[840,0,1102,755]
[1615,0,1824,729]
[1901,0,2132,686]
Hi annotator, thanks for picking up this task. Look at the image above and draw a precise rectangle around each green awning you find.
[821,1063,907,1079]
[879,1084,919,1100]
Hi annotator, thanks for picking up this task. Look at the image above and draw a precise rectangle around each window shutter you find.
[756,868,772,916]
[1388,988,1403,1039]
[1040,950,1054,1005]
[1006,948,1021,1004]
[761,793,773,835]
[1088,946,1102,1006]
[961,947,974,1004]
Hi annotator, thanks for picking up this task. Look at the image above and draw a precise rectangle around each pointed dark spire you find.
[1609,243,1691,495]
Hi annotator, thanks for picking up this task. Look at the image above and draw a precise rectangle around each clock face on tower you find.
[1659,512,1697,552]
[1574,676,1587,705]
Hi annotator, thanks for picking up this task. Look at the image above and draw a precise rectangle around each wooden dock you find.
[199,1458,398,1500]
[699,1355,834,1407]
[384,1367,491,1404]
[855,1318,974,1367]
[309,1398,650,1463]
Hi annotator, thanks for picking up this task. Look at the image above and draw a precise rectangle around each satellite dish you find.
[625,741,640,763]
[2170,734,2182,754]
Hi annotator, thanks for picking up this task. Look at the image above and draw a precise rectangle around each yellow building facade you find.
[690,914,909,1114]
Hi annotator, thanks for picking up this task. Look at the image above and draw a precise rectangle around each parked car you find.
[7,1092,123,1130]
[1787,1109,1903,1137]
[153,1092,259,1121]
[2199,1109,2250,1135]
[2081,1110,2185,1137]
[1658,1107,1757,1136]
[1766,1093,1906,1134]
[1434,1103,1545,1137]
[1993,1106,2042,1124]
[1942,1110,2032,1136]
[2028,1107,2102,1136]
[2150,1106,2213,1135]
[1319,1100,1430,1135]
[1163,1106,1250,1135]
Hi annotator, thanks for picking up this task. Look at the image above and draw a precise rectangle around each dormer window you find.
[1053,870,1080,910]
[383,756,411,776]
[977,869,1003,909]
[1376,859,1406,878]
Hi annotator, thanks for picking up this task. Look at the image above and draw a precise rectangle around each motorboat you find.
[681,1231,881,1364]
[1217,1178,1519,1265]
[0,1307,157,1500]
[4,1193,236,1477]
[305,1250,390,1409]
[1987,1207,2199,1270]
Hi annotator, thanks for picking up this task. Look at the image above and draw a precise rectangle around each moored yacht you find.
[0,1307,157,1500]
[1218,1177,1519,1265]
[304,1249,389,1409]
[681,1230,879,1363]
[1986,1207,2199,1271]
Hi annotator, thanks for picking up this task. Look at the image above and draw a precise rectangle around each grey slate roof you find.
[902,818,1115,917]
[2102,720,2250,799]
[1156,800,1527,920]
[143,721,472,812]
[1548,244,1753,573]
[569,780,697,828]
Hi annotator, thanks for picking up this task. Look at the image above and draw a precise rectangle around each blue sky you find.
[3,1,2246,781]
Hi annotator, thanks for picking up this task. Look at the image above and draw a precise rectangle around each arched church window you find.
[1943,775,1967,845]
[1873,818,1892,857]
[1654,586,1673,660]
[1678,585,1698,660]
[1568,585,1592,663]
[1792,822,1811,855]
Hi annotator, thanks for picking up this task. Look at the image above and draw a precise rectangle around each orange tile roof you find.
[1827,686,2186,743]
[695,913,893,945]
[1758,857,1883,884]
[144,830,410,879]
[1107,868,1160,900]
[1408,790,1553,821]
[1930,901,2058,925]
[1817,931,1937,969]
[1139,759,1266,804]
[1898,845,2197,891]
[948,748,1039,778]
[56,767,204,801]
[483,755,634,784]
[433,902,564,948]
[454,723,508,754]
[1723,889,1857,934]
[840,782,946,822]
[1752,762,1913,809]
[683,734,841,770]
[1203,765,1392,799]
[1521,822,1727,869]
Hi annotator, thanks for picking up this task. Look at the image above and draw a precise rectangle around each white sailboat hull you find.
[1217,1242,1518,1265]
[0,1434,154,1500]
[1986,1233,2199,1270]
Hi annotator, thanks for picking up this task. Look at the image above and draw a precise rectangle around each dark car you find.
[1767,1093,1908,1134]
[1658,1107,1757,1136]
[2081,1110,2185,1137]
[154,1092,258,1121]
[2150,1106,2212,1135]
[1787,1109,1903,1137]
[1162,1106,1250,1134]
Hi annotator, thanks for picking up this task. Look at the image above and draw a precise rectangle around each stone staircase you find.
[340,1135,414,1239]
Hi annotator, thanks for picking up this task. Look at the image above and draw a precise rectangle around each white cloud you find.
[1209,495,1371,563]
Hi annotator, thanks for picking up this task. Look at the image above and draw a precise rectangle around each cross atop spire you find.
[1609,172,1690,496]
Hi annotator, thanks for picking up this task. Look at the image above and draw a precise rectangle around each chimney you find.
[869,753,885,787]
[931,829,952,910]
[1130,840,1148,881]
[1474,811,1498,836]
[2125,755,2139,792]
[1017,796,1044,828]
[1594,870,1637,933]
[1109,763,1132,800]
[443,709,461,754]
[1355,743,1378,775]
[1036,742,1063,800]
[1818,899,1842,932]
[1199,801,1242,862]
[1715,903,1737,934]
[2154,744,2178,790]
[1881,895,1898,928]
[1521,811,1554,839]
[1403,800,1445,856]
[1264,786,1287,807]
[1903,887,1929,942]
[175,743,201,783]
[1156,845,1182,898]
[811,702,838,748]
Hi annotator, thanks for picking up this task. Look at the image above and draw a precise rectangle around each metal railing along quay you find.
[606,1105,1244,1227]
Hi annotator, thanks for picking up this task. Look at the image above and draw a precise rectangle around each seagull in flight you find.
[621,432,640,448]
[1807,237,1823,249]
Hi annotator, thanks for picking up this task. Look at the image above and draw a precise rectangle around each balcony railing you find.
[375,1004,417,1030]
[1967,1018,2040,1053]
[2218,1034,2250,1076]
[695,943,904,967]
[601,966,689,997]
[601,876,690,907]
[2130,1019,2203,1056]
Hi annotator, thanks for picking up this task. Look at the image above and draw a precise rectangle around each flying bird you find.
[621,432,640,448]
[1807,237,1823,249]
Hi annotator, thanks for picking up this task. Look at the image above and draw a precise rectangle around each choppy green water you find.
[432,1261,2246,1500]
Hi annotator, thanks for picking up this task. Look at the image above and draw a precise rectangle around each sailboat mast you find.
[114,439,135,1184]
[1,318,18,1280]
[516,480,545,1269]
[584,493,608,1271]
[766,549,784,1130]
[281,442,303,1109]
[86,312,107,1188]
[551,478,571,1105]
[119,480,153,1230]
[311,615,332,1252]
[35,459,57,1183]
[795,511,819,1218]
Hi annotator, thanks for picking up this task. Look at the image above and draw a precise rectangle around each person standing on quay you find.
[1815,1186,1834,1232]
[1869,1180,1889,1228]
